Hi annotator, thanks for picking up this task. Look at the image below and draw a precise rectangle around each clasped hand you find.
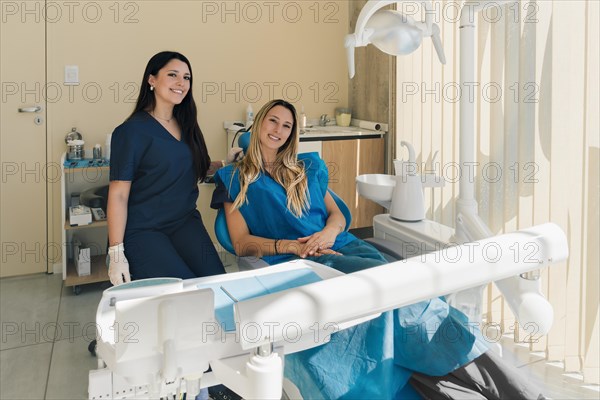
[297,226,341,258]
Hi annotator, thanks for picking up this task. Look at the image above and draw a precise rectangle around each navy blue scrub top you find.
[109,111,198,231]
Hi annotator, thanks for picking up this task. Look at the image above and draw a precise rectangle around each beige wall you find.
[44,1,350,256]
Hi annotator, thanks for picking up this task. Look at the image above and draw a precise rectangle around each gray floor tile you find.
[0,274,63,350]
[0,342,53,399]
[45,337,99,400]
[55,282,109,342]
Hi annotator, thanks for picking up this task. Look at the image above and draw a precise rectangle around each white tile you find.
[499,338,600,399]
[0,342,52,399]
[563,372,585,381]
[0,273,63,350]
[582,385,600,393]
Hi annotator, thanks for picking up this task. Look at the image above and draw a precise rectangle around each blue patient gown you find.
[213,153,488,399]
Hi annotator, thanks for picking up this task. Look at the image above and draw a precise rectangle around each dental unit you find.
[88,225,567,399]
[88,1,567,398]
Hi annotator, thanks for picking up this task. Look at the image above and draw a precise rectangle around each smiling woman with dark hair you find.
[106,51,239,286]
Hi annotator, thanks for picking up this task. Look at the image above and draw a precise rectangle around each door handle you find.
[18,106,42,113]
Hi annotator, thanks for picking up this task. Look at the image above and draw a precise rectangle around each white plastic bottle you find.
[245,104,254,128]
[105,133,112,161]
[299,106,307,131]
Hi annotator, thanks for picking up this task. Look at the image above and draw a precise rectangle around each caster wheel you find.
[73,285,82,295]
[88,339,97,357]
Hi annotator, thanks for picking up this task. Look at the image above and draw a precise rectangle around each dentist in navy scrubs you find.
[107,51,238,285]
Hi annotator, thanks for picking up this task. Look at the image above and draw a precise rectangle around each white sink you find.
[356,174,395,209]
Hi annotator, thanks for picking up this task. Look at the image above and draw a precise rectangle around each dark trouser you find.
[125,211,225,280]
[409,350,547,400]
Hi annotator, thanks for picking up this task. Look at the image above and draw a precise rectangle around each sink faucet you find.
[319,114,330,126]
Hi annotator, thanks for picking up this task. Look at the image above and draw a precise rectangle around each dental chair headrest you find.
[238,130,251,154]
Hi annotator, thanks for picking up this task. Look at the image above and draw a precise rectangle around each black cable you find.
[231,126,250,148]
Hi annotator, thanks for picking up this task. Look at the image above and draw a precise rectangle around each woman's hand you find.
[226,147,244,164]
[312,248,342,257]
[108,243,131,285]
[280,239,341,258]
[297,225,340,257]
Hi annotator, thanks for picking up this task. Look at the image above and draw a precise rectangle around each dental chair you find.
[215,130,404,270]
[214,130,400,270]
[214,129,350,269]
[215,188,353,270]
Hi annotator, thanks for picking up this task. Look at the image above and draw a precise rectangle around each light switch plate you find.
[64,65,79,85]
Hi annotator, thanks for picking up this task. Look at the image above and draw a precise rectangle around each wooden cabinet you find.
[322,137,385,228]
[61,157,110,294]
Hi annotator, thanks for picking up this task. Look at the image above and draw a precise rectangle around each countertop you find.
[299,125,386,141]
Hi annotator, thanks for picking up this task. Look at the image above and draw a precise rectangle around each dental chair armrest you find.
[364,238,404,261]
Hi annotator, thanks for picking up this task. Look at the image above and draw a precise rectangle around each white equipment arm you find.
[235,223,566,349]
[90,223,567,400]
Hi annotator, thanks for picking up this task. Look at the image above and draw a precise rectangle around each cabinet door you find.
[322,138,384,229]
[1,2,48,276]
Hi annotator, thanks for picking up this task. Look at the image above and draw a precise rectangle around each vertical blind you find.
[395,0,598,383]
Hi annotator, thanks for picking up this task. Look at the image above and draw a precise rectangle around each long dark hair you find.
[129,51,210,182]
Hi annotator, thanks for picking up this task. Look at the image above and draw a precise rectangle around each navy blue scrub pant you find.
[124,211,225,280]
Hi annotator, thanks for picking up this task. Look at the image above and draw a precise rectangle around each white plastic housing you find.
[235,223,568,349]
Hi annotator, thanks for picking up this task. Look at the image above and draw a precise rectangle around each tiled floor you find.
[1,268,598,400]
[1,272,103,400]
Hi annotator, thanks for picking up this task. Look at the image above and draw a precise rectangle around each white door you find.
[0,1,48,276]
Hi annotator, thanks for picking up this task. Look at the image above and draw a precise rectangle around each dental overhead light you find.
[345,0,445,78]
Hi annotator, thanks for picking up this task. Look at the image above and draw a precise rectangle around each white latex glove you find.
[108,243,131,285]
[226,146,244,164]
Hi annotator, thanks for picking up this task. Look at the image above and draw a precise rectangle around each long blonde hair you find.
[230,99,309,217]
